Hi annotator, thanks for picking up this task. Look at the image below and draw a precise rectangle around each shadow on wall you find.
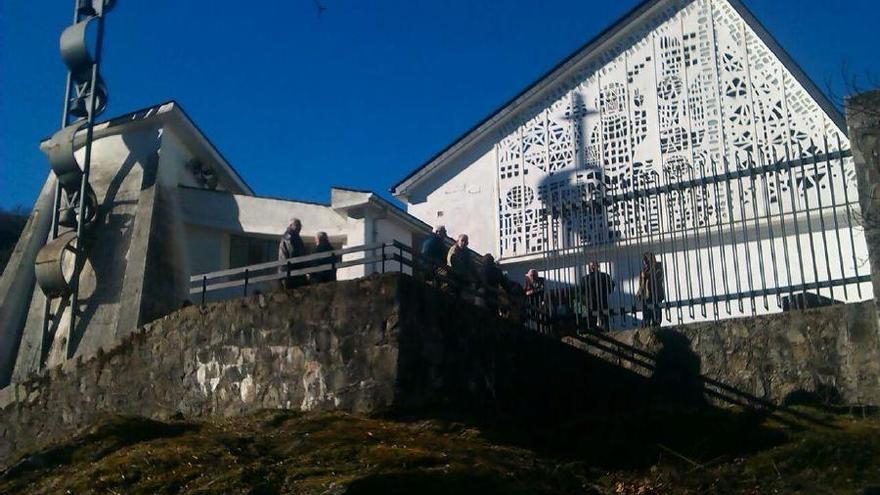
[67,129,161,358]
[388,275,818,470]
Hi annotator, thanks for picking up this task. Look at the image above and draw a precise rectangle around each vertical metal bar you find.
[685,164,707,318]
[811,141,833,300]
[697,156,719,317]
[710,155,731,315]
[837,134,862,298]
[243,268,249,297]
[784,142,807,305]
[381,244,386,274]
[721,156,743,313]
[734,153,756,314]
[201,276,207,305]
[574,200,581,325]
[621,180,637,327]
[583,186,594,329]
[67,14,106,358]
[771,147,794,307]
[824,136,848,300]
[542,209,552,321]
[43,1,81,364]
[652,173,669,325]
[749,150,779,310]
[676,167,695,320]
[651,174,670,325]
[750,150,770,310]
[630,177,643,325]
[796,142,821,297]
[662,169,683,325]
[568,198,575,321]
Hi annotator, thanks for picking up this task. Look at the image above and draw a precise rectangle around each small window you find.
[230,235,279,269]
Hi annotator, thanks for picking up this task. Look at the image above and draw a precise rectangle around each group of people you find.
[523,252,666,332]
[278,219,667,331]
[419,226,513,315]
[277,218,338,288]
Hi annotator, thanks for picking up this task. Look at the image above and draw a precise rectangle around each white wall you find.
[406,140,497,257]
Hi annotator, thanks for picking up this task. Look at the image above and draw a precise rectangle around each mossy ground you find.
[1,405,879,494]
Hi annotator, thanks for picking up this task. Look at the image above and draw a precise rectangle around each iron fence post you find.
[201,276,207,305]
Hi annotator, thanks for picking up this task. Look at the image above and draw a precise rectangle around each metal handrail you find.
[189,241,396,301]
[189,242,387,283]
[189,238,553,333]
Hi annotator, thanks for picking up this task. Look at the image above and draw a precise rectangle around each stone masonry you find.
[2,273,880,467]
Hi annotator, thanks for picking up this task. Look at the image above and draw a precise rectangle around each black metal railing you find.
[519,139,873,331]
[189,240,551,333]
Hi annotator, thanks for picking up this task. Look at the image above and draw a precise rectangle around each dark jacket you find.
[637,261,665,303]
[480,261,504,290]
[525,276,545,305]
[278,230,305,262]
[582,271,615,309]
[420,234,446,266]
[309,241,337,284]
[446,244,472,277]
[278,229,307,286]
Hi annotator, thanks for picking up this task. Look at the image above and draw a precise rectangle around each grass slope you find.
[2,406,880,494]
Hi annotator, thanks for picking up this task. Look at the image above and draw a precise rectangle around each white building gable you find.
[394,0,850,260]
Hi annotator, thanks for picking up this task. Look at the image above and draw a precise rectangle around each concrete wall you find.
[406,138,497,257]
[12,127,161,382]
[0,112,242,387]
[0,176,57,387]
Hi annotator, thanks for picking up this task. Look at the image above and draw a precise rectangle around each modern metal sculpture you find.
[35,0,115,362]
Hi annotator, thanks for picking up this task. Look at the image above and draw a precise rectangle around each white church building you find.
[391,0,873,325]
[0,0,874,388]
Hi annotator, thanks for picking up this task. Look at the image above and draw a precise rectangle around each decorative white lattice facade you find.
[495,0,851,259]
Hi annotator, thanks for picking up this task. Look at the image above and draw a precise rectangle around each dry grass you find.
[2,406,879,494]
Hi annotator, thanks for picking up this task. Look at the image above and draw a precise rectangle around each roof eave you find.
[392,0,849,199]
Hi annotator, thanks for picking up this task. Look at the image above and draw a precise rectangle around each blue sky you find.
[0,0,876,209]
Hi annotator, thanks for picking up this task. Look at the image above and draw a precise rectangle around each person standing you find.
[308,231,337,284]
[446,234,471,274]
[524,268,547,326]
[420,225,448,282]
[637,251,665,327]
[446,234,472,293]
[582,261,615,332]
[278,218,306,289]
[421,225,447,267]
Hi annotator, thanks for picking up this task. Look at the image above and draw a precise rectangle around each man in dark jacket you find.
[420,225,447,267]
[582,261,615,332]
[278,218,306,288]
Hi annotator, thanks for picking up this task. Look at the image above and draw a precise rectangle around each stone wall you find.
[847,90,880,314]
[0,276,397,466]
[576,301,880,406]
[0,274,650,467]
[2,272,879,467]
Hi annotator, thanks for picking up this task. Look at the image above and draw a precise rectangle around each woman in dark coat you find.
[637,251,665,327]
[308,231,337,284]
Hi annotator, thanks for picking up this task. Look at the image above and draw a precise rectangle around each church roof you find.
[390,0,846,199]
[42,101,255,196]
